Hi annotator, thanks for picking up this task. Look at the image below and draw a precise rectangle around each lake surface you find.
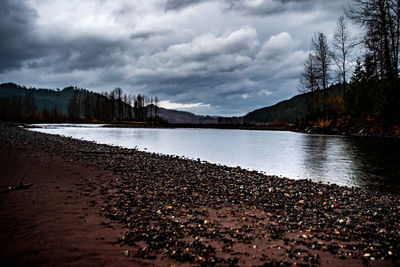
[32,124,400,191]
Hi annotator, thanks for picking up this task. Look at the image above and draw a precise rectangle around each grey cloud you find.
[0,0,130,74]
[158,31,306,115]
[0,0,351,116]
[127,27,261,103]
[252,32,306,79]
[165,0,204,11]
[0,0,42,72]
[130,28,171,40]
[37,37,130,73]
[224,0,310,15]
[226,0,348,16]
[165,0,345,16]
[130,32,157,40]
[135,27,259,76]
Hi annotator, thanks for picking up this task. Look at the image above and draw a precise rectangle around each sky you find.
[0,0,356,116]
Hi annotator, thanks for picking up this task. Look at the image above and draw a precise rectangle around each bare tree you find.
[299,52,322,115]
[347,0,400,79]
[23,91,37,118]
[67,91,80,121]
[299,53,319,93]
[149,96,154,119]
[109,90,116,120]
[154,96,159,118]
[312,31,331,91]
[299,32,331,117]
[113,87,123,120]
[123,94,128,119]
[312,31,332,118]
[331,16,358,93]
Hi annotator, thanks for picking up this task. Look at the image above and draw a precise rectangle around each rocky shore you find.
[1,122,400,266]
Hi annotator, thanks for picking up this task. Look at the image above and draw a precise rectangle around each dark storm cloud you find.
[123,26,308,115]
[30,37,130,72]
[0,0,352,116]
[0,0,131,74]
[131,26,259,96]
[0,0,42,72]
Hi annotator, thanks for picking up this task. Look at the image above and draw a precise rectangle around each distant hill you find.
[157,106,217,124]
[243,93,309,124]
[0,83,74,114]
[1,82,344,125]
[0,83,217,124]
[243,84,342,124]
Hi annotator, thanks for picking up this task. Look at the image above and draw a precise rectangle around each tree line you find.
[0,89,44,122]
[0,84,163,123]
[299,0,400,125]
[67,87,161,122]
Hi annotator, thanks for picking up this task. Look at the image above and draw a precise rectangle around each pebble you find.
[2,122,400,266]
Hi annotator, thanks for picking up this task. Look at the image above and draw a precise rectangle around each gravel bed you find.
[1,122,400,266]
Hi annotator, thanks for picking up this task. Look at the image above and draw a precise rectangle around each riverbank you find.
[1,122,399,266]
[100,121,400,139]
[0,126,145,266]
[25,118,400,139]
[101,122,293,132]
[295,116,400,139]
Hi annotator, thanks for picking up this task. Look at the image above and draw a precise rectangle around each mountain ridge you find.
[0,83,218,124]
[1,82,343,125]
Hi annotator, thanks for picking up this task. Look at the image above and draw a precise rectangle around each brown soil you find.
[0,149,147,266]
[0,123,398,266]
[0,150,367,267]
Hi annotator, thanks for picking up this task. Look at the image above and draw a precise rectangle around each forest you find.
[0,83,162,123]
[298,0,400,132]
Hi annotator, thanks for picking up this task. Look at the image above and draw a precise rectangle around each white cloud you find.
[159,100,210,109]
[257,32,297,59]
[251,32,307,80]
[259,90,272,96]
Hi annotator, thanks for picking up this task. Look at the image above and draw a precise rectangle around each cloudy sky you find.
[0,0,355,116]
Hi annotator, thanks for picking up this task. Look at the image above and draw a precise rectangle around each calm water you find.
[32,124,400,191]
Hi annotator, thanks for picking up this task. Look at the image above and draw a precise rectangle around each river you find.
[31,124,400,191]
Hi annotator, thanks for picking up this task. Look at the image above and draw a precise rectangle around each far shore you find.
[25,120,400,139]
[25,121,293,131]
[102,122,400,138]
[1,122,400,266]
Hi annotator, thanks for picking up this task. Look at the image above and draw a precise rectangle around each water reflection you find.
[302,135,328,183]
[300,135,355,186]
[344,137,400,192]
[31,124,400,192]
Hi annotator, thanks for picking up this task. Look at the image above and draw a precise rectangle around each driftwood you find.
[1,183,33,194]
